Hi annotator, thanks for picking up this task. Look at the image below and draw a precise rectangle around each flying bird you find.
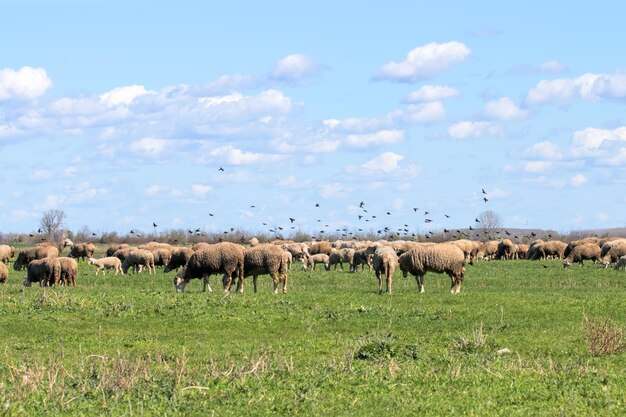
[359,201,365,208]
[444,214,450,218]
[469,226,473,230]
[153,222,157,228]
[358,215,363,220]
[289,217,295,223]
[483,197,488,203]
[475,218,480,223]
[386,212,391,215]
[209,213,214,217]
[482,188,487,194]
[219,167,224,171]
[413,208,418,212]
[38,228,42,233]
[250,205,255,208]
[424,211,430,215]
[315,203,320,207]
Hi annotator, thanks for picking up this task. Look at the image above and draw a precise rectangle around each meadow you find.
[1,252,626,416]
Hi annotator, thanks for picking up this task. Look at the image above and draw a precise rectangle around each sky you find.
[1,1,626,237]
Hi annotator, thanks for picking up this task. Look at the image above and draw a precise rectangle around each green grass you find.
[2,258,626,416]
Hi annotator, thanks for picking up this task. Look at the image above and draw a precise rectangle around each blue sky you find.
[2,1,626,236]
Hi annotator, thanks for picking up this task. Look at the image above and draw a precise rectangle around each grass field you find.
[2,253,626,416]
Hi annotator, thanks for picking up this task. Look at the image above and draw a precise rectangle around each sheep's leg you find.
[386,269,393,294]
[253,275,258,293]
[237,273,244,293]
[282,273,288,294]
[377,270,383,294]
[203,275,212,292]
[223,273,233,293]
[271,272,279,295]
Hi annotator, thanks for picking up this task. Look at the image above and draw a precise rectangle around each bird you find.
[542,265,548,268]
[153,222,157,228]
[315,203,320,207]
[386,212,391,215]
[130,230,135,234]
[250,205,255,208]
[359,201,365,208]
[483,197,488,203]
[209,213,214,217]
[92,232,97,236]
[29,233,34,237]
[278,227,283,231]
[444,229,450,233]
[475,218,480,223]
[188,230,193,234]
[469,226,474,230]
[413,208,418,212]
[219,167,224,171]
[38,228,42,233]
[505,231,511,236]
[424,211,430,215]
[289,217,295,223]
[358,215,363,220]
[482,188,487,194]
[425,219,432,223]
[444,214,450,218]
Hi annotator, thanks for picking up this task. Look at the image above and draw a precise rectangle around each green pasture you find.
[1,256,626,416]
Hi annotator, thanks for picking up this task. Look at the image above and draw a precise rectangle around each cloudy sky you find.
[2,1,626,236]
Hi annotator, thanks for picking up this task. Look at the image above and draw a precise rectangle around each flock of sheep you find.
[0,234,625,295]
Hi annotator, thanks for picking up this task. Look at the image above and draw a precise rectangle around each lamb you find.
[398,244,466,294]
[0,245,15,264]
[23,258,61,287]
[122,249,155,275]
[302,253,330,271]
[105,243,130,257]
[372,246,399,294]
[563,243,602,268]
[173,242,244,293]
[88,257,123,275]
[57,257,78,287]
[163,247,194,273]
[68,242,96,261]
[13,245,59,271]
[0,262,7,283]
[242,244,289,294]
[613,256,626,271]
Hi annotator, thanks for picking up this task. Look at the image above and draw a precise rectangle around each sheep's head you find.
[87,257,96,265]
[563,260,572,269]
[22,277,32,287]
[173,274,187,292]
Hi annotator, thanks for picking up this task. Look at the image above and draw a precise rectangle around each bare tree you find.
[477,210,502,238]
[40,209,67,240]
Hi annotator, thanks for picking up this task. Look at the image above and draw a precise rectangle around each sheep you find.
[242,244,289,294]
[122,249,155,275]
[138,242,175,252]
[516,244,529,259]
[112,247,135,263]
[302,253,330,271]
[106,243,130,257]
[613,256,626,271]
[163,247,194,273]
[328,249,344,270]
[475,241,499,260]
[23,258,61,287]
[308,241,332,256]
[0,245,15,264]
[447,239,477,264]
[57,257,78,287]
[0,262,7,283]
[526,239,544,259]
[563,237,601,259]
[372,246,399,294]
[173,242,244,293]
[398,244,466,294]
[352,248,373,272]
[601,240,626,267]
[281,243,310,263]
[150,248,173,268]
[191,242,211,251]
[249,237,259,247]
[495,239,519,260]
[68,242,96,261]
[563,243,602,268]
[13,245,59,271]
[528,240,567,260]
[88,257,123,275]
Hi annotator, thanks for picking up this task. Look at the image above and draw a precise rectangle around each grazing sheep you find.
[0,262,7,283]
[475,241,499,260]
[526,239,544,260]
[112,247,135,263]
[601,240,626,267]
[68,242,96,261]
[308,241,332,256]
[352,248,373,272]
[0,245,15,264]
[563,243,602,268]
[302,253,330,271]
[398,244,466,294]
[242,244,289,294]
[174,242,244,293]
[122,249,155,275]
[23,258,61,287]
[516,244,529,259]
[563,237,601,259]
[372,246,399,294]
[13,245,59,271]
[613,256,626,271]
[495,239,519,260]
[105,243,130,257]
[163,247,194,273]
[328,249,345,270]
[57,257,78,287]
[529,240,567,260]
[150,248,173,268]
[88,257,123,275]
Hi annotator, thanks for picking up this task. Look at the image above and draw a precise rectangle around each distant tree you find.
[477,210,502,237]
[40,209,66,240]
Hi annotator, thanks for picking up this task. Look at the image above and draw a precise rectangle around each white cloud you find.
[208,145,284,165]
[31,169,53,181]
[131,137,171,156]
[269,54,323,83]
[406,85,458,102]
[320,183,345,199]
[345,129,404,147]
[525,141,563,160]
[192,184,213,196]
[99,85,151,107]
[0,66,52,100]
[277,176,313,189]
[363,152,404,172]
[345,152,420,178]
[448,121,501,139]
[374,41,471,83]
[572,127,626,151]
[484,97,527,120]
[524,161,553,173]
[539,60,567,73]
[405,102,445,124]
[146,185,166,196]
[526,73,626,105]
[570,174,588,187]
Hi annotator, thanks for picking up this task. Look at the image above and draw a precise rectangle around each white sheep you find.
[88,257,123,275]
